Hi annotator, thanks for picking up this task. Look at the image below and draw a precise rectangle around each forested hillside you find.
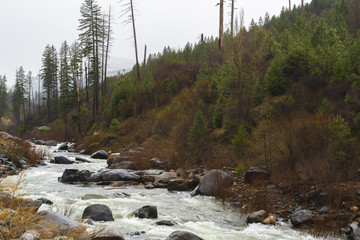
[2,0,360,185]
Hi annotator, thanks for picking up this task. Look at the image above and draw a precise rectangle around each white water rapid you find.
[3,144,341,240]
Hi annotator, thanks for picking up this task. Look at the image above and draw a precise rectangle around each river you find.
[3,144,341,240]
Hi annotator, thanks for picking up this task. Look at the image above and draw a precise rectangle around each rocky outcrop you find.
[90,150,109,159]
[82,204,114,222]
[290,210,313,227]
[91,227,125,240]
[134,205,158,219]
[53,156,74,164]
[191,170,233,197]
[165,231,204,240]
[247,210,267,224]
[244,167,269,184]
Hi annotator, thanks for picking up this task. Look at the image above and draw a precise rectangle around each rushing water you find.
[3,144,341,240]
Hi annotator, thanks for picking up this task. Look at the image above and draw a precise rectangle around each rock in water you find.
[46,140,57,147]
[90,150,109,159]
[247,210,267,224]
[244,167,269,184]
[53,156,74,164]
[58,142,69,150]
[82,204,114,222]
[91,227,125,240]
[165,231,204,240]
[134,205,158,219]
[290,210,313,227]
[195,170,233,197]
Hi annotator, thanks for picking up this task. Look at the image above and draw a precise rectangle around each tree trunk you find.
[143,44,147,66]
[230,0,235,37]
[104,5,112,97]
[219,0,224,51]
[130,0,140,81]
[85,62,89,103]
[301,0,304,13]
[289,0,291,11]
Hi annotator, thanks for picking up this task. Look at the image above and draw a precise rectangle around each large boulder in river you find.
[91,150,109,159]
[46,140,57,147]
[82,204,114,222]
[58,169,91,183]
[91,227,125,240]
[244,167,270,184]
[134,205,158,219]
[102,169,140,182]
[191,170,233,197]
[290,210,313,227]
[54,156,74,164]
[165,231,204,240]
[58,142,69,150]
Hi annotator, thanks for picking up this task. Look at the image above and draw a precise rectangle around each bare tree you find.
[301,0,304,13]
[218,0,224,50]
[121,0,140,81]
[289,0,292,12]
[104,4,113,96]
[143,44,147,66]
[230,0,235,37]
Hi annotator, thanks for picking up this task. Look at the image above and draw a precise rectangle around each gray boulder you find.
[192,170,233,197]
[156,220,176,226]
[290,210,313,227]
[79,149,90,155]
[91,227,125,240]
[246,210,267,224]
[35,140,46,145]
[244,167,270,184]
[91,150,109,159]
[19,230,40,240]
[46,140,57,147]
[102,169,140,182]
[38,211,87,239]
[75,157,91,163]
[134,205,158,219]
[165,231,204,240]
[59,169,81,183]
[54,156,74,164]
[109,160,135,169]
[82,204,114,222]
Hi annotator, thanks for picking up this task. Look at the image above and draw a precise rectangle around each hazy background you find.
[0,0,308,87]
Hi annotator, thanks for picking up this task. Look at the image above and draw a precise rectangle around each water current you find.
[3,144,341,240]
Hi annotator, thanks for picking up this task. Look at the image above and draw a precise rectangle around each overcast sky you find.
[0,0,308,87]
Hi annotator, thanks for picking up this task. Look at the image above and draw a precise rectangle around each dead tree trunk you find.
[231,0,235,37]
[289,0,291,11]
[130,0,140,81]
[219,0,224,50]
[143,45,147,66]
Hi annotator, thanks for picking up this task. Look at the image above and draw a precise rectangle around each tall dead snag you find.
[219,0,224,50]
[301,0,304,13]
[104,4,112,96]
[230,0,235,37]
[143,44,147,66]
[289,0,292,12]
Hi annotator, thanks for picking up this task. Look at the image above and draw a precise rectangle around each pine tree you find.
[78,0,104,118]
[41,45,58,123]
[0,75,8,126]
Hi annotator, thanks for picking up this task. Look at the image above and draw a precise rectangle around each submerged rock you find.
[91,227,125,240]
[165,231,204,240]
[134,205,158,219]
[54,156,74,164]
[46,140,57,147]
[156,220,176,226]
[82,204,114,222]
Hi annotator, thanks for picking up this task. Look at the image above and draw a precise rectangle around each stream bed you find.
[3,144,341,240]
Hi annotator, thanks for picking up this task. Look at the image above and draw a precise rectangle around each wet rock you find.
[247,210,267,224]
[290,210,313,227]
[90,150,109,159]
[134,205,158,219]
[91,227,125,240]
[29,198,53,211]
[102,169,140,182]
[54,156,74,164]
[46,140,57,147]
[244,167,269,184]
[79,149,89,155]
[167,179,188,191]
[141,175,155,183]
[82,204,114,222]
[81,194,108,200]
[192,170,233,197]
[58,142,69,151]
[35,140,46,145]
[107,155,130,167]
[58,169,81,183]
[156,220,176,226]
[165,231,204,240]
[75,157,91,163]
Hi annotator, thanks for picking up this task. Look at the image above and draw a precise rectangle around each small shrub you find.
[231,125,249,154]
[317,98,330,113]
[109,118,121,132]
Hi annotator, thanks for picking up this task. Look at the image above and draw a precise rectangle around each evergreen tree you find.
[0,75,8,125]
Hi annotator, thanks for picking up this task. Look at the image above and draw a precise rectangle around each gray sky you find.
[0,0,308,87]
